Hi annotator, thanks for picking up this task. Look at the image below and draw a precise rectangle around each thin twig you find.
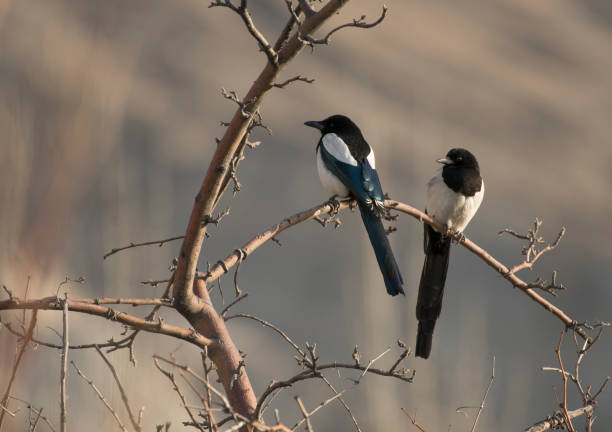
[0,309,37,429]
[209,0,279,66]
[556,332,575,432]
[292,386,345,430]
[7,397,56,432]
[0,403,17,417]
[256,355,414,417]
[103,236,184,259]
[225,313,305,357]
[357,347,391,382]
[320,376,361,432]
[304,5,388,45]
[30,405,43,432]
[60,294,68,432]
[169,353,217,432]
[95,346,142,431]
[71,361,128,432]
[294,397,313,432]
[401,408,427,432]
[273,75,314,88]
[470,356,495,432]
[221,293,249,318]
[2,284,14,300]
[154,359,206,432]
[388,340,410,374]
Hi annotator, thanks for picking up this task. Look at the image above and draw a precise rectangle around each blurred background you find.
[1,0,611,430]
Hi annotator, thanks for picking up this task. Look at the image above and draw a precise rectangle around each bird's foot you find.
[445,227,465,243]
[326,196,342,216]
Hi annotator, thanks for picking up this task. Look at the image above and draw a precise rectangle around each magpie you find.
[416,148,484,359]
[304,114,405,296]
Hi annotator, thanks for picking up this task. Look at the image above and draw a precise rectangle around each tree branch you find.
[1,195,592,425]
[0,297,216,349]
[103,236,184,260]
[197,198,590,342]
[303,5,388,45]
[273,75,315,89]
[59,295,68,432]
[209,0,279,67]
[171,2,370,422]
[524,406,593,432]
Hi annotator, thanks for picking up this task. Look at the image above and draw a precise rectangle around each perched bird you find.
[304,114,404,296]
[416,148,484,359]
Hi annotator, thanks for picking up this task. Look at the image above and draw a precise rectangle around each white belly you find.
[426,169,484,232]
[317,148,350,198]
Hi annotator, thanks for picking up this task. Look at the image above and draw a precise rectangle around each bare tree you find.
[0,1,608,431]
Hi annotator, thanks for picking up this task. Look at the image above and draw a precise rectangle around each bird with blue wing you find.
[304,114,405,297]
[416,148,484,358]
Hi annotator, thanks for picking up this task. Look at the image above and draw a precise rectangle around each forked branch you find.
[304,5,388,45]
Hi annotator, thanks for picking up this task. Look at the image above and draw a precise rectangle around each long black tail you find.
[357,202,405,296]
[415,224,451,358]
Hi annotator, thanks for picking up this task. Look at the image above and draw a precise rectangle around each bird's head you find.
[304,114,359,135]
[437,148,479,170]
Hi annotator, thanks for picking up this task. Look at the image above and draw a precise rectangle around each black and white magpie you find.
[304,114,405,296]
[416,148,484,359]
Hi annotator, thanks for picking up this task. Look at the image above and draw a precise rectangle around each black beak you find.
[304,120,324,131]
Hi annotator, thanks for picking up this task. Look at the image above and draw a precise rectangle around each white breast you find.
[317,147,350,198]
[425,168,484,233]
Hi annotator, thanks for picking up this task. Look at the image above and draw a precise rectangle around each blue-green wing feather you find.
[319,144,404,296]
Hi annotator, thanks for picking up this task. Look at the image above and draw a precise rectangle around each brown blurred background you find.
[1,0,611,430]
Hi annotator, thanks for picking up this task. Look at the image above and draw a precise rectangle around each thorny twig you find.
[499,219,566,295]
